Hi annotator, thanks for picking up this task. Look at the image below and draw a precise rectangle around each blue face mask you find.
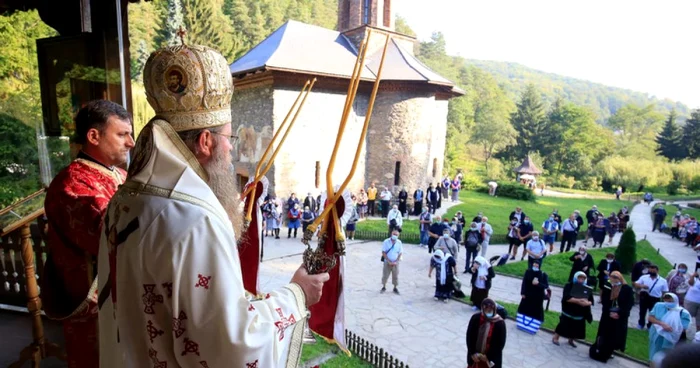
[679,269,687,274]
[443,233,450,238]
[524,220,530,224]
[485,312,494,318]
[664,302,677,309]
[391,235,398,241]
[532,267,539,272]
[549,217,554,221]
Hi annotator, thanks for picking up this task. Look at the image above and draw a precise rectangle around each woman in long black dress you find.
[596,271,634,357]
[428,250,456,302]
[518,260,550,322]
[568,245,595,281]
[552,271,594,347]
[466,299,507,368]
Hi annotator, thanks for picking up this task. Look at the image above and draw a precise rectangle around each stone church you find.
[229,0,462,198]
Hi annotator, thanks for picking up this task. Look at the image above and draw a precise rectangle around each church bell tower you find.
[337,0,394,33]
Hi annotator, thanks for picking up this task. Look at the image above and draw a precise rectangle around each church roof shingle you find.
[229,20,463,95]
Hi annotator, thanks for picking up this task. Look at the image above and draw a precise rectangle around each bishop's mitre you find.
[143,43,233,132]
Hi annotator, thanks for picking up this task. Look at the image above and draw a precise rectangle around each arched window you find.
[363,0,371,24]
[394,161,401,186]
[432,158,438,178]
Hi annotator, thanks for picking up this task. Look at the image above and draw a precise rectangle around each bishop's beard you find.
[205,145,243,241]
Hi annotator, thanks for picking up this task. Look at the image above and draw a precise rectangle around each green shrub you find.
[615,228,637,273]
[550,174,576,189]
[461,174,485,191]
[493,181,535,201]
[573,176,602,191]
[667,180,681,195]
[689,176,700,192]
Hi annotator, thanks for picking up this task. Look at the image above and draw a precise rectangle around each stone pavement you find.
[258,236,645,368]
[629,200,699,268]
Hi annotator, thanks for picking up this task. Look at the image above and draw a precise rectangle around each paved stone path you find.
[258,236,645,367]
[629,200,699,268]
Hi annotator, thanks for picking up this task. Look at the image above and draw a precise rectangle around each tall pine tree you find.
[503,84,546,160]
[181,0,236,60]
[683,109,700,159]
[155,0,184,47]
[655,110,684,160]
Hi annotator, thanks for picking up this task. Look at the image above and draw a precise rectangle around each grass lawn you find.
[356,191,634,241]
[301,334,372,367]
[455,296,650,363]
[657,203,700,224]
[496,240,673,287]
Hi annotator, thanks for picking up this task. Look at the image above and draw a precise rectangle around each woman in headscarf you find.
[568,245,595,282]
[666,263,690,305]
[287,204,301,238]
[648,293,691,361]
[596,271,634,358]
[518,259,550,323]
[466,299,507,368]
[469,256,495,311]
[266,200,281,239]
[552,271,594,347]
[428,249,457,303]
[591,212,608,248]
[617,206,630,231]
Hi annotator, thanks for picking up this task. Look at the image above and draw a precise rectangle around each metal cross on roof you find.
[176,26,187,45]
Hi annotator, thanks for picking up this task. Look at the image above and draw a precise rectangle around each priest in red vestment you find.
[43,100,134,368]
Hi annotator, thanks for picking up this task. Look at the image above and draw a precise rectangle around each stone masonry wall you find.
[365,89,447,194]
[270,86,369,199]
[230,85,275,189]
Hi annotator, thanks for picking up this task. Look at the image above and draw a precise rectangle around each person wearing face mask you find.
[542,213,559,254]
[287,204,302,238]
[427,215,445,254]
[517,216,534,261]
[525,231,547,269]
[468,256,495,311]
[386,204,403,237]
[596,253,621,291]
[671,211,682,239]
[568,245,595,283]
[508,207,527,225]
[591,213,608,248]
[507,218,520,260]
[380,230,403,295]
[463,222,482,273]
[617,206,630,231]
[606,212,619,245]
[379,186,393,218]
[684,268,700,334]
[451,216,463,244]
[559,213,578,253]
[466,299,506,368]
[593,271,634,362]
[479,217,493,257]
[648,293,691,361]
[518,260,550,325]
[301,205,316,235]
[428,250,457,303]
[552,272,594,348]
[635,264,670,329]
[666,263,690,305]
[427,183,439,214]
[436,228,459,264]
[398,186,408,217]
[413,187,424,216]
[418,207,432,247]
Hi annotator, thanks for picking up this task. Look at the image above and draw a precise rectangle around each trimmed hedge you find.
[476,181,535,201]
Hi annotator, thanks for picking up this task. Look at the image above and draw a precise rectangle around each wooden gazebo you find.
[513,155,543,176]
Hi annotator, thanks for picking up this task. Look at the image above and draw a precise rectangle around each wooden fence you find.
[345,329,409,368]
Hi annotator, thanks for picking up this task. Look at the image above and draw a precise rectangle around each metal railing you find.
[345,329,409,368]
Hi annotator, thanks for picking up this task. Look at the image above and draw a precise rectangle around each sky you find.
[396,0,700,109]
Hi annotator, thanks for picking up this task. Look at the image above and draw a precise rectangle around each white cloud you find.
[396,0,700,108]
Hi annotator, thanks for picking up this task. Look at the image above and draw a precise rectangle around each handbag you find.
[381,243,396,262]
[516,313,542,334]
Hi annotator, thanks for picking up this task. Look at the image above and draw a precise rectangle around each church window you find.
[432,158,438,178]
[363,0,371,24]
[237,175,249,193]
[394,161,401,186]
[315,161,321,189]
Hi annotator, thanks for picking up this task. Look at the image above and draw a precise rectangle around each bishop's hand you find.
[291,266,329,306]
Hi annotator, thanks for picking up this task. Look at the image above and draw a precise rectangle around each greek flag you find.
[516,313,542,334]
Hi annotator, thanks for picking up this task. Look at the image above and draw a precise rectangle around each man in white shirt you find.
[525,231,547,268]
[634,264,669,329]
[559,214,578,253]
[685,269,700,333]
[381,229,403,295]
[542,214,559,253]
[478,217,493,257]
[386,204,403,236]
[380,186,393,218]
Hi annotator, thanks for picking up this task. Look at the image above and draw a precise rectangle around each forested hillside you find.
[463,59,690,124]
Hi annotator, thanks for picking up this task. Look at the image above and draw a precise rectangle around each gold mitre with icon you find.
[143,42,233,131]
